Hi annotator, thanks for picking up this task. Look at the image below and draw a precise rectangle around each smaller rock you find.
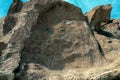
[104,19,120,39]
[85,4,112,31]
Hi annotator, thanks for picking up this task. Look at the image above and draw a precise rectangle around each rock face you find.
[0,0,120,80]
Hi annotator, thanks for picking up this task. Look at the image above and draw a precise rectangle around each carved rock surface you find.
[0,0,120,80]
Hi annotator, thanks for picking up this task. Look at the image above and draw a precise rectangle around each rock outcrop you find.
[0,0,120,80]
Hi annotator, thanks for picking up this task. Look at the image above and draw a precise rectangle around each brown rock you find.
[15,0,104,79]
[85,4,112,31]
[0,0,119,80]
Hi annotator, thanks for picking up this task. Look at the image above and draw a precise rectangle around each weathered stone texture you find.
[0,0,119,80]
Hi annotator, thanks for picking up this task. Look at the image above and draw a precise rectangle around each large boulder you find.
[0,0,119,80]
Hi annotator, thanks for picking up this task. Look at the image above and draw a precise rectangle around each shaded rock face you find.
[0,0,120,80]
[3,16,17,35]
[85,4,112,31]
